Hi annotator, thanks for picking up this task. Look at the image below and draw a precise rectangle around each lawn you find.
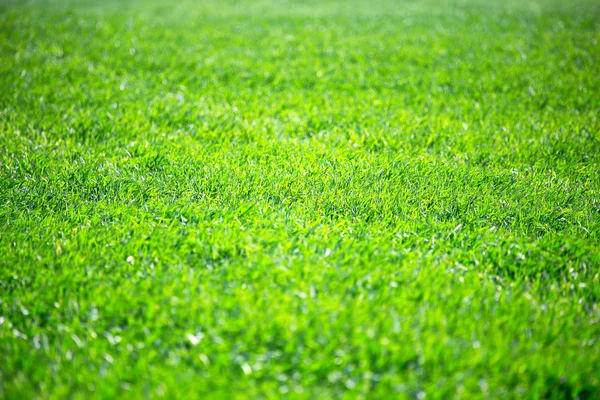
[1,0,599,398]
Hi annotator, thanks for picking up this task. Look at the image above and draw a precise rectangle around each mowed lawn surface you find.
[1,0,599,398]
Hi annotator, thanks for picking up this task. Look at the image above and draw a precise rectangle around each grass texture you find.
[1,0,599,398]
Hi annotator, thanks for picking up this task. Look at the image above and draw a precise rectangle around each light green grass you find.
[1,0,599,398]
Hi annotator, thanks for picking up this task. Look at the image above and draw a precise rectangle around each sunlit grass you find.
[1,0,599,398]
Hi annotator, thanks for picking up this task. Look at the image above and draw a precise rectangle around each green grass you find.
[1,0,599,398]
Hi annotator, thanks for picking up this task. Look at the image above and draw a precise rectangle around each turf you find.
[1,0,599,398]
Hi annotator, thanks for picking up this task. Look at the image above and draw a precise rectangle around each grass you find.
[1,0,599,398]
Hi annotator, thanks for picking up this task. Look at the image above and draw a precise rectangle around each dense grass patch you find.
[1,0,599,398]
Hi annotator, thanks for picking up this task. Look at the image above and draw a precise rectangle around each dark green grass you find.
[1,0,599,398]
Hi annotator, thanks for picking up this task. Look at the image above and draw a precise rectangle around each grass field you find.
[1,0,599,398]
